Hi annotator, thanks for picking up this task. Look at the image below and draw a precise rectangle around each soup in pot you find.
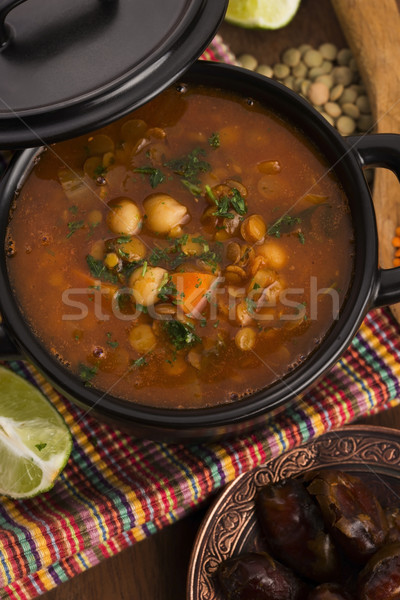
[6,83,354,408]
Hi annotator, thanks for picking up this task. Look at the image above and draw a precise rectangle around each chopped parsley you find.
[68,205,78,215]
[298,231,305,244]
[208,132,220,148]
[78,363,98,384]
[66,220,84,238]
[163,320,201,351]
[106,332,119,348]
[268,214,302,238]
[165,148,211,185]
[148,235,222,273]
[86,254,119,283]
[206,185,247,220]
[133,166,166,188]
[158,275,178,302]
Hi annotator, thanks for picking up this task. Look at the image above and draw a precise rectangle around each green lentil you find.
[324,101,342,118]
[342,102,360,119]
[330,83,344,102]
[273,63,290,79]
[332,65,353,86]
[256,64,273,78]
[337,48,353,65]
[282,47,301,67]
[356,95,371,114]
[303,49,323,68]
[337,115,356,135]
[238,54,258,71]
[319,43,337,61]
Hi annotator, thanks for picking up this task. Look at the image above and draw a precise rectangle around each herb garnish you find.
[66,220,84,238]
[106,332,119,349]
[298,231,305,244]
[78,363,98,384]
[163,320,201,351]
[148,235,221,273]
[208,132,220,148]
[133,166,166,188]
[158,275,178,302]
[268,214,302,238]
[205,185,247,220]
[86,255,119,283]
[165,148,211,185]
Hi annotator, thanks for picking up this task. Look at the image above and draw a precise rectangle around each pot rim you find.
[0,61,379,432]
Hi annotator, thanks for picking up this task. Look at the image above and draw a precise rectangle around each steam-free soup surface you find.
[6,84,354,408]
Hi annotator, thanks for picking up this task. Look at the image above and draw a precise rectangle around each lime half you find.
[0,366,72,499]
[225,0,301,29]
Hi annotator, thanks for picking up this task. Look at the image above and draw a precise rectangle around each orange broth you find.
[6,84,354,408]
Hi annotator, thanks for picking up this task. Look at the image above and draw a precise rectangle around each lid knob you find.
[0,0,27,47]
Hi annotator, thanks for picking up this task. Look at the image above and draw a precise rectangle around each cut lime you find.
[0,366,72,499]
[225,0,301,29]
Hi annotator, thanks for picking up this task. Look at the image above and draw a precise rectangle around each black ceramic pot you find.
[1,61,400,442]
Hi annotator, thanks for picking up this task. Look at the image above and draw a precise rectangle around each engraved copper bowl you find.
[187,425,400,599]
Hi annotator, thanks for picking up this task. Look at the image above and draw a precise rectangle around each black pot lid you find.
[0,0,227,148]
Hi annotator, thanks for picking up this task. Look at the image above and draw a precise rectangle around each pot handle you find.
[347,133,400,308]
[0,323,21,360]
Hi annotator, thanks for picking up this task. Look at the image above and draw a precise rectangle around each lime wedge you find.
[225,0,301,29]
[0,366,72,499]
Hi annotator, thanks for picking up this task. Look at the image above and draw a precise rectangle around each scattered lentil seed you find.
[282,47,301,67]
[303,49,323,68]
[332,65,353,86]
[356,95,371,114]
[256,64,273,78]
[339,87,358,105]
[330,83,344,101]
[292,61,307,77]
[336,115,356,135]
[342,102,360,119]
[238,53,258,71]
[301,79,311,96]
[309,66,325,80]
[319,43,337,61]
[273,63,290,79]
[321,60,333,74]
[324,101,342,118]
[337,48,353,65]
[308,81,330,106]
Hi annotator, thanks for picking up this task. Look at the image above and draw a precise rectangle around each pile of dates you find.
[217,470,400,599]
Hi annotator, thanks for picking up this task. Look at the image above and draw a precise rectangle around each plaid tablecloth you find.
[1,35,400,599]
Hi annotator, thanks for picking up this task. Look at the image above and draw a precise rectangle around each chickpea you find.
[248,269,277,295]
[87,209,102,226]
[240,215,266,244]
[144,193,188,234]
[256,241,288,270]
[106,197,142,235]
[129,265,167,307]
[129,324,156,354]
[181,234,204,256]
[119,237,147,262]
[235,327,257,351]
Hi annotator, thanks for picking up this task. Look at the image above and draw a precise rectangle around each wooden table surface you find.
[42,1,400,598]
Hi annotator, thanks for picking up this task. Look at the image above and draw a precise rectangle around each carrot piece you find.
[392,236,400,247]
[170,272,217,315]
[394,258,400,268]
[395,249,400,258]
[396,227,400,237]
